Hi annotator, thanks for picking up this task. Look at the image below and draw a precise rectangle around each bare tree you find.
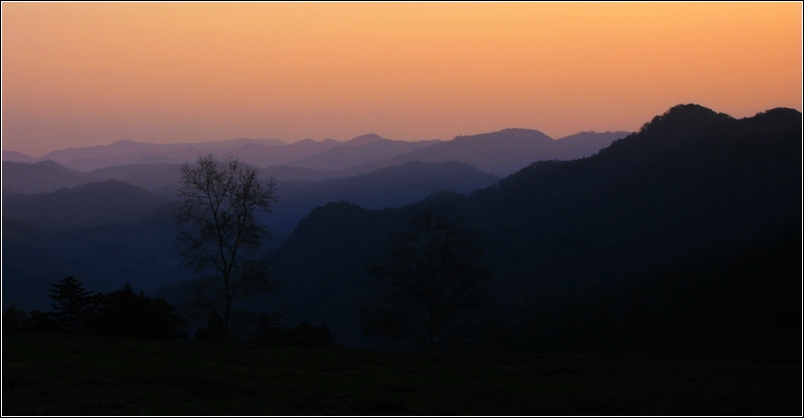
[359,208,492,351]
[176,154,278,341]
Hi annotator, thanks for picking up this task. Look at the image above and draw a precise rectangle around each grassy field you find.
[2,332,800,415]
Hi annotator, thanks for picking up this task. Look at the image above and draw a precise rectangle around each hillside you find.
[2,180,168,229]
[265,104,801,351]
[0,161,496,310]
[89,163,184,192]
[2,160,97,194]
[2,150,36,163]
[267,161,499,232]
[1,215,191,311]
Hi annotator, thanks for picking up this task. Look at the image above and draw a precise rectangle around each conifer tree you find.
[49,276,93,334]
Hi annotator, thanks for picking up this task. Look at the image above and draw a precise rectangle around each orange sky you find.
[2,3,801,157]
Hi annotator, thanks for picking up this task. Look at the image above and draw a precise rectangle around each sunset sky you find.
[2,3,801,157]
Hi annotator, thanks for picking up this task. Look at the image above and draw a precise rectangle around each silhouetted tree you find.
[3,303,29,333]
[93,284,187,340]
[359,208,492,351]
[194,310,226,342]
[49,276,94,334]
[23,310,63,333]
[176,154,279,342]
[248,311,285,344]
[282,322,334,348]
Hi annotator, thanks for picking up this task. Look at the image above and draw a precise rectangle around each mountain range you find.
[3,130,628,177]
[1,160,498,233]
[2,105,798,361]
[262,104,801,350]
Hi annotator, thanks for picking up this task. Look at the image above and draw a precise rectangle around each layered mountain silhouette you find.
[36,138,289,171]
[263,104,801,348]
[317,130,628,177]
[286,135,441,171]
[4,128,625,229]
[2,160,95,194]
[2,150,36,163]
[4,130,626,177]
[3,181,168,229]
[2,214,194,311]
[3,159,497,233]
[267,161,499,232]
[3,104,798,360]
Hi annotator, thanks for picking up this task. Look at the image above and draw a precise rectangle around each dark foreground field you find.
[3,332,800,415]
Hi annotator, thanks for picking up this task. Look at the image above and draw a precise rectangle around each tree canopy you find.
[176,154,279,341]
[360,208,492,351]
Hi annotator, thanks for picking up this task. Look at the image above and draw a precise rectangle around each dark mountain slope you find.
[476,227,801,362]
[469,105,800,302]
[266,104,801,349]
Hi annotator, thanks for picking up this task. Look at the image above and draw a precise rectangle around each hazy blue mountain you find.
[336,129,628,177]
[2,200,290,313]
[259,165,332,182]
[2,219,76,312]
[2,160,97,194]
[89,163,184,192]
[38,138,289,171]
[224,138,341,168]
[554,131,631,156]
[261,104,800,349]
[341,133,388,146]
[266,161,499,232]
[3,160,184,196]
[62,153,184,171]
[3,180,168,229]
[1,213,192,312]
[3,104,798,360]
[29,130,621,173]
[2,150,37,163]
[287,136,441,171]
[40,139,164,165]
[202,137,287,147]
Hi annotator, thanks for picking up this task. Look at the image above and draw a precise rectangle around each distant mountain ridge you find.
[36,137,291,171]
[9,129,627,174]
[287,137,442,171]
[332,130,629,177]
[2,160,96,194]
[2,150,36,163]
[4,129,627,193]
[2,104,799,359]
[28,135,434,171]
